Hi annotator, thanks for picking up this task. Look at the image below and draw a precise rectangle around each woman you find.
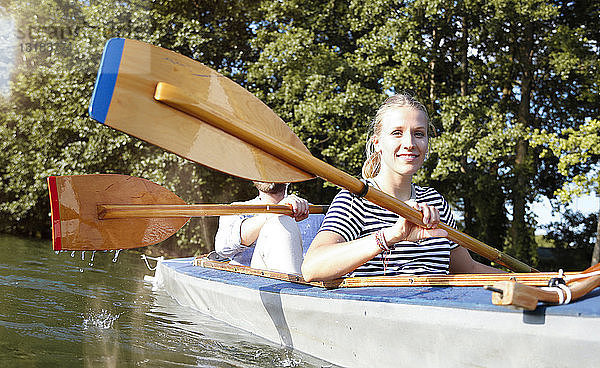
[302,94,502,281]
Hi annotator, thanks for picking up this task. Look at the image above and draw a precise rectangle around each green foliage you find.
[531,119,600,201]
[248,0,600,266]
[535,210,596,270]
[530,119,600,266]
[0,0,261,253]
[543,209,598,250]
[1,0,599,265]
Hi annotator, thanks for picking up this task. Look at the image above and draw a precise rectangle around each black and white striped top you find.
[319,182,459,277]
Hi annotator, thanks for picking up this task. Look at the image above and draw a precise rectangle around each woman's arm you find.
[301,230,382,281]
[449,246,505,273]
[302,202,448,281]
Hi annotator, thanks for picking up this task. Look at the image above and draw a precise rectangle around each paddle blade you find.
[89,38,314,183]
[47,174,188,251]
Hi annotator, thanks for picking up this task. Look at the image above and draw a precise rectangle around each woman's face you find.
[373,107,428,178]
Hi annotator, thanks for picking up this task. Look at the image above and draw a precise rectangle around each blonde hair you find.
[362,93,432,179]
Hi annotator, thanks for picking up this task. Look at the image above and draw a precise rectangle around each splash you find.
[82,309,121,330]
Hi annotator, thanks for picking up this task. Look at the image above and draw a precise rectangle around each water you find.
[0,234,335,367]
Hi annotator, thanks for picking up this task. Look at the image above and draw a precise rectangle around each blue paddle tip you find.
[89,38,125,124]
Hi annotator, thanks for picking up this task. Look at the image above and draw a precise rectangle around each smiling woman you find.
[362,94,433,182]
[301,93,504,282]
[369,102,429,188]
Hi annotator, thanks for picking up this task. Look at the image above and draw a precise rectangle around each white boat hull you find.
[155,258,600,367]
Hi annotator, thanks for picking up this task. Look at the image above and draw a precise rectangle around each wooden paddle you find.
[89,38,314,184]
[48,174,327,251]
[88,38,537,273]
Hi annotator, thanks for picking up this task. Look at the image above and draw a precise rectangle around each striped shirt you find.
[319,182,458,276]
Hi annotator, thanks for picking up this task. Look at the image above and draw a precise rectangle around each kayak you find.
[153,257,600,368]
[45,170,599,366]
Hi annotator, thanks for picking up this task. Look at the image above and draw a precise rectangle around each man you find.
[214,182,309,275]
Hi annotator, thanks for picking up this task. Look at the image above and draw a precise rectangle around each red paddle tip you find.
[47,176,62,251]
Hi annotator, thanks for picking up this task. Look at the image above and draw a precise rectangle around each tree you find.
[246,0,381,204]
[2,0,599,264]
[531,119,600,266]
[247,0,600,267]
[0,0,262,254]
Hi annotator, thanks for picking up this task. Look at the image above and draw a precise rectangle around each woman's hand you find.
[279,194,309,222]
[384,201,447,244]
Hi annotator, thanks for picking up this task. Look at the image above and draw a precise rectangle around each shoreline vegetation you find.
[1,0,598,270]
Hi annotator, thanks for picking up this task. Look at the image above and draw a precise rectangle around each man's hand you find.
[279,194,309,222]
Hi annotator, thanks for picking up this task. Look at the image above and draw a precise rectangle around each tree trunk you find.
[511,21,535,262]
[511,139,530,260]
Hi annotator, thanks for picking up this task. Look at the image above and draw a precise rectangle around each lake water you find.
[0,234,335,367]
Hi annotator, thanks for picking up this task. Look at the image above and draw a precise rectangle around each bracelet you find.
[375,230,393,275]
[375,230,394,252]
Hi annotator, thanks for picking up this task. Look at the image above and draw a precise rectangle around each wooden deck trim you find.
[194,256,576,288]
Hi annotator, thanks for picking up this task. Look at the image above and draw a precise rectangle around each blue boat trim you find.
[162,258,600,318]
[89,38,125,123]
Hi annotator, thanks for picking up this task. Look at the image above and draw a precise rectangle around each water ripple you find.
[0,234,336,367]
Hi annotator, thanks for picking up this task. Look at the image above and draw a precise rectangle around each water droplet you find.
[88,251,96,267]
[112,249,122,263]
[71,251,76,257]
[81,251,85,261]
[55,251,60,255]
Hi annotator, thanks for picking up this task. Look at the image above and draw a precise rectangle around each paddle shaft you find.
[98,203,328,219]
[154,82,537,273]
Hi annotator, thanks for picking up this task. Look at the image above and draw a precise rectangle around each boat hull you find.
[154,258,600,367]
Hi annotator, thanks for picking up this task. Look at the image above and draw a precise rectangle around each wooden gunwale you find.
[194,256,578,288]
